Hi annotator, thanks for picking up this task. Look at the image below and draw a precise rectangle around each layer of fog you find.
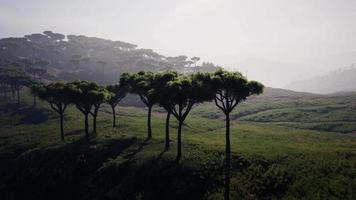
[1,0,356,89]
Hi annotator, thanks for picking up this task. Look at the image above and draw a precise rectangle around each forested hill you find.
[0,31,218,84]
[286,66,356,94]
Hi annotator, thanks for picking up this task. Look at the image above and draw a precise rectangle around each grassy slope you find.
[0,91,356,199]
[192,88,356,133]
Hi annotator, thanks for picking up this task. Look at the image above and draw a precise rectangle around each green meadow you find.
[0,90,356,199]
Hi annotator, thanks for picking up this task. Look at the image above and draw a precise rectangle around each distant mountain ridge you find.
[0,31,218,84]
[285,65,356,94]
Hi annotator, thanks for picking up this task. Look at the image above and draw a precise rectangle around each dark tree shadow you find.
[65,129,83,136]
[0,137,137,200]
[0,102,56,125]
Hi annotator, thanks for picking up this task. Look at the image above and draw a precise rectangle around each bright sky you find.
[1,0,356,87]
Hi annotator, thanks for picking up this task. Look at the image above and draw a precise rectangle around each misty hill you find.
[285,65,356,94]
[0,31,218,84]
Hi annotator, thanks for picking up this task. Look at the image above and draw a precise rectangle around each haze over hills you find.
[285,65,356,94]
[0,31,218,84]
[1,31,356,94]
[1,1,356,199]
[231,52,356,90]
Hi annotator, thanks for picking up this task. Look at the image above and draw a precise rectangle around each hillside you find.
[0,31,218,84]
[1,31,356,200]
[285,66,356,94]
[0,94,355,199]
[192,87,356,133]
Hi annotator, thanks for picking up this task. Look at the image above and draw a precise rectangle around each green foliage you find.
[120,71,156,106]
[162,72,214,122]
[31,82,73,107]
[150,71,179,109]
[210,68,264,114]
[106,84,128,107]
[68,81,109,114]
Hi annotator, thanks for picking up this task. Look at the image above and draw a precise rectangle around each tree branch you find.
[49,102,59,113]
[229,100,239,112]
[182,102,194,120]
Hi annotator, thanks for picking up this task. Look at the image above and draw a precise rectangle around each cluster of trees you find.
[0,58,50,106]
[0,65,34,104]
[19,58,49,106]
[31,69,263,200]
[1,31,221,85]
[31,81,127,142]
[120,69,263,200]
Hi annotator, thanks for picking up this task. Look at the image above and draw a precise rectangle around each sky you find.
[1,0,356,87]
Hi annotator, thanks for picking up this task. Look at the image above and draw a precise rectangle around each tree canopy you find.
[68,81,109,141]
[207,68,264,200]
[31,82,74,140]
[120,71,157,140]
[106,84,128,127]
[211,68,264,114]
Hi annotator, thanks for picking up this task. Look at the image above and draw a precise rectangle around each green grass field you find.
[0,89,356,199]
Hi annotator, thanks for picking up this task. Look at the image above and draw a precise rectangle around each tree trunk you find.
[11,87,15,99]
[147,105,152,140]
[84,114,89,142]
[224,112,231,200]
[3,86,7,98]
[93,114,97,134]
[1,85,6,98]
[93,105,100,134]
[111,105,116,127]
[176,120,183,161]
[165,112,171,150]
[33,95,37,107]
[16,88,20,104]
[60,112,64,141]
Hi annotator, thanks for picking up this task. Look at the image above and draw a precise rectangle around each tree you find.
[21,58,48,106]
[190,57,200,67]
[151,71,179,150]
[0,66,29,101]
[120,71,156,141]
[106,84,128,127]
[210,69,264,200]
[68,81,109,141]
[31,82,73,141]
[12,75,34,104]
[161,73,214,160]
[90,86,110,134]
[43,31,65,41]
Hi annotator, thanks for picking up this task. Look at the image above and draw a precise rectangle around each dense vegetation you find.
[0,31,219,85]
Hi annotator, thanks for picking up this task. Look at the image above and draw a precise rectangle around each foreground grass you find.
[0,97,356,199]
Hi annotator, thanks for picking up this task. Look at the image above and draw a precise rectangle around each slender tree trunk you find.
[34,73,37,107]
[176,120,183,161]
[11,87,15,99]
[1,85,5,98]
[33,95,37,107]
[111,105,116,127]
[93,105,100,134]
[147,105,152,140]
[93,114,97,134]
[165,112,171,150]
[60,112,64,141]
[16,88,20,104]
[224,112,231,200]
[3,86,7,98]
[84,114,89,142]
